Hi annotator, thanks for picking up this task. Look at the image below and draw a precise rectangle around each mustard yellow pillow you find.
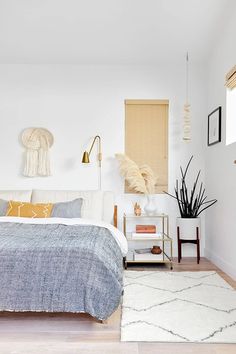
[6,201,53,218]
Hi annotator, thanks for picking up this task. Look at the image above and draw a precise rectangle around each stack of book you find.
[133,248,163,261]
[131,224,161,239]
[134,252,163,261]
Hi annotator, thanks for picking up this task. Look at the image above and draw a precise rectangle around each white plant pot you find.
[176,218,201,240]
[144,194,157,215]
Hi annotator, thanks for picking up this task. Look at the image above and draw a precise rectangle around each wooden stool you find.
[177,226,200,264]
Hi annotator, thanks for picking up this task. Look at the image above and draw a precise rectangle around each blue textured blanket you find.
[0,222,123,320]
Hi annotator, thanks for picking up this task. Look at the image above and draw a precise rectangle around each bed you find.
[0,190,127,321]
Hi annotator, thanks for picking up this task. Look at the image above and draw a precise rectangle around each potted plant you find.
[165,156,217,238]
[115,154,157,215]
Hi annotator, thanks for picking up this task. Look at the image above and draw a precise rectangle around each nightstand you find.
[123,213,173,269]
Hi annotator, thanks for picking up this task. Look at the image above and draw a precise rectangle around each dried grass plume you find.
[115,153,157,194]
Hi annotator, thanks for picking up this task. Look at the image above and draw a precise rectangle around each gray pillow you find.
[0,199,8,216]
[51,198,83,218]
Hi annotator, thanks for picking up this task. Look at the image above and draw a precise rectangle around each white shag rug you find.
[121,271,236,343]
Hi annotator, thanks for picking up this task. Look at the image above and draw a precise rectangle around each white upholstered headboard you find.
[0,190,32,202]
[0,190,115,224]
[32,190,114,223]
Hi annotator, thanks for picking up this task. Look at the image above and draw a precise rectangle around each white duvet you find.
[0,216,128,256]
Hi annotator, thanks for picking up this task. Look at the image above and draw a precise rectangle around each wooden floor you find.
[0,258,235,354]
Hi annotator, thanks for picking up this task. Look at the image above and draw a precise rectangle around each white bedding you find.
[0,216,128,256]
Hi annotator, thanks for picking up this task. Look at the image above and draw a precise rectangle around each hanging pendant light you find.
[183,52,191,142]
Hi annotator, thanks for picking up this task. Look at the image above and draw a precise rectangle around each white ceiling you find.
[0,0,234,64]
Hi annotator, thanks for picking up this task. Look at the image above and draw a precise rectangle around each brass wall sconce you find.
[82,135,102,189]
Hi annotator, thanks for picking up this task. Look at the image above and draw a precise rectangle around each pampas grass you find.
[139,164,156,194]
[115,154,157,194]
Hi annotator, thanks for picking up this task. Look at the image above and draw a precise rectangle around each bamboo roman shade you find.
[125,99,169,194]
[225,65,236,90]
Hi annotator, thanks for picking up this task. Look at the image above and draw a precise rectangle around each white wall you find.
[205,11,236,279]
[0,63,207,256]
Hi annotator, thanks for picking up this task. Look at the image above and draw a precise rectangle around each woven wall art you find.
[22,127,54,177]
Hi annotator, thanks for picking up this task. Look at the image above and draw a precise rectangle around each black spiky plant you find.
[165,156,217,218]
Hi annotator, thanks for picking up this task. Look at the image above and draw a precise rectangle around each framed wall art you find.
[208,106,221,146]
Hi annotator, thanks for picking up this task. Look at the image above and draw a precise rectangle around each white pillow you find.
[0,190,32,202]
[31,190,103,221]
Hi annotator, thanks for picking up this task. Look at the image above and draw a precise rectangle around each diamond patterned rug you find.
[121,271,236,342]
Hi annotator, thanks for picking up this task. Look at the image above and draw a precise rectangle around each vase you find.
[144,194,156,216]
[151,246,162,254]
[176,218,201,240]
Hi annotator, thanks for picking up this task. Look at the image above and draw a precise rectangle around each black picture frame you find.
[208,106,221,146]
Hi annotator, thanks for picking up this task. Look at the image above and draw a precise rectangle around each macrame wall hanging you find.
[183,52,191,142]
[22,128,54,177]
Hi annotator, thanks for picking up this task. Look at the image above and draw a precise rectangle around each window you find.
[125,99,168,194]
[226,88,236,145]
[225,65,236,145]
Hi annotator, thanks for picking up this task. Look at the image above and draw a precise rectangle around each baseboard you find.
[205,248,236,280]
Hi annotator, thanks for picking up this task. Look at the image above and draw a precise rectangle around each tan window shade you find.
[225,65,236,90]
[125,99,168,194]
